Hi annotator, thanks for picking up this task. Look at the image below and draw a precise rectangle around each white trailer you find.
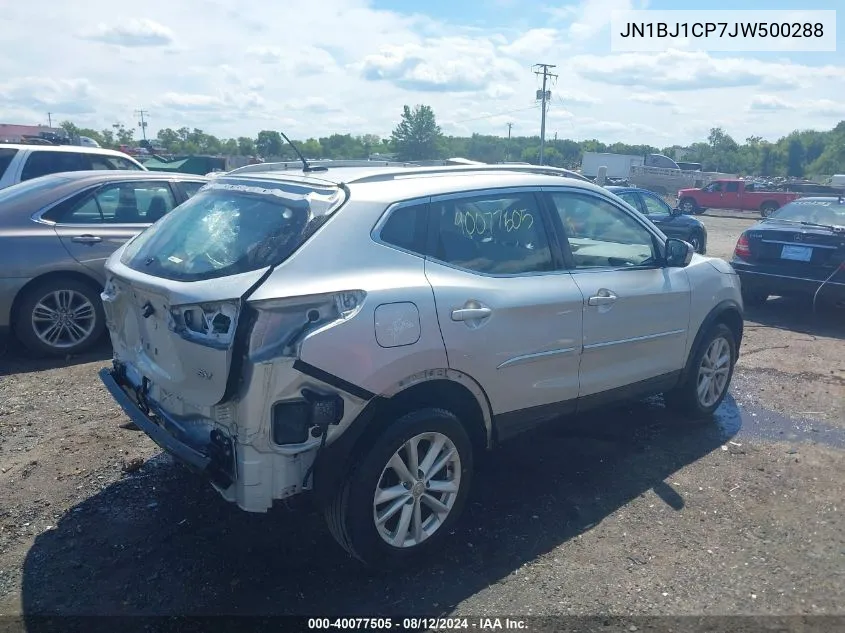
[580,152,644,179]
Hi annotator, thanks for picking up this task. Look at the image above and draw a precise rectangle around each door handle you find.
[71,235,102,244]
[588,290,617,306]
[451,307,492,321]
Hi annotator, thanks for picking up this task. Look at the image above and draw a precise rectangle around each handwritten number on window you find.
[453,209,533,238]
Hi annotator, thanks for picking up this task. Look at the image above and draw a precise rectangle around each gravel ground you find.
[0,211,842,626]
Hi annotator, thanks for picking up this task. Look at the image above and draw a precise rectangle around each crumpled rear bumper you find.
[98,365,235,488]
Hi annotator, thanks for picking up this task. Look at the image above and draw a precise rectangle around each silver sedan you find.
[0,170,209,356]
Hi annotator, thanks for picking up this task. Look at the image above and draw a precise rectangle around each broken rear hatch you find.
[100,176,347,408]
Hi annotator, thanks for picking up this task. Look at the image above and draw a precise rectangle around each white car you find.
[0,144,146,190]
[98,163,744,567]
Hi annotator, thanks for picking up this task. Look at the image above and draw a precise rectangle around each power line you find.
[134,109,150,141]
[533,63,557,165]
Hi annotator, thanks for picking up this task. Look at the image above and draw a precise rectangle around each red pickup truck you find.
[677,179,801,217]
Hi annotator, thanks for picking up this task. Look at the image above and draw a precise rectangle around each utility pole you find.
[506,122,513,161]
[533,63,557,165]
[47,113,52,127]
[134,109,149,141]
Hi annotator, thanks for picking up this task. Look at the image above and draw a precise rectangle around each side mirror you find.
[665,238,694,267]
[671,206,682,216]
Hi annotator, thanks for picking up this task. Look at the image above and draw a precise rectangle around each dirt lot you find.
[0,209,842,626]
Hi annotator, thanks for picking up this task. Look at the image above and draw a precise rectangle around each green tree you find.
[786,137,805,177]
[255,130,284,157]
[237,137,256,156]
[391,105,443,161]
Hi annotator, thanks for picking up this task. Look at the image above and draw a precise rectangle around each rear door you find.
[423,188,584,437]
[50,180,178,280]
[543,188,691,398]
[20,150,88,182]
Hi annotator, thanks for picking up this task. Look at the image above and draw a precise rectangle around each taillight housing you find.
[734,233,751,260]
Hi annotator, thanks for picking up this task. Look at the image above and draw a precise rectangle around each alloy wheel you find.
[372,432,462,548]
[696,336,732,408]
[31,289,97,349]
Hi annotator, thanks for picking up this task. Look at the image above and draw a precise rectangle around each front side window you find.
[547,192,657,269]
[428,191,554,275]
[704,182,723,193]
[642,194,671,217]
[121,178,345,281]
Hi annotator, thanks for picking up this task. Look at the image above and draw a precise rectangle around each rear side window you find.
[429,192,554,275]
[121,178,345,281]
[180,181,207,198]
[379,203,428,254]
[0,148,18,179]
[20,151,87,181]
[50,181,177,224]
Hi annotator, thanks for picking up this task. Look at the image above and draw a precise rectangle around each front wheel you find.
[679,198,697,214]
[664,323,737,418]
[325,408,473,567]
[688,231,705,254]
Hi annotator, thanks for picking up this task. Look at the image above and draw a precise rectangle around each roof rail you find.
[344,163,591,184]
[226,158,488,176]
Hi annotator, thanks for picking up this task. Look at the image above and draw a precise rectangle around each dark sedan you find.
[607,186,708,253]
[0,170,209,356]
[730,197,845,309]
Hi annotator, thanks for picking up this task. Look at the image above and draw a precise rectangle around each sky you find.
[1,0,843,147]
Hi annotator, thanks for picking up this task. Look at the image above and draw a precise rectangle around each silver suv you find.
[98,164,744,566]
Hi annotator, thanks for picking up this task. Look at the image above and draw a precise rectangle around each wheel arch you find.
[312,370,493,509]
[679,299,743,385]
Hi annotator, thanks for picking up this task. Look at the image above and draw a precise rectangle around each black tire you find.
[760,202,778,218]
[14,277,105,357]
[664,322,737,419]
[679,198,697,214]
[741,286,769,307]
[324,408,473,567]
[688,230,705,254]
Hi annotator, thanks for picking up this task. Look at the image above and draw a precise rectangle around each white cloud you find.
[499,28,562,58]
[548,0,649,40]
[80,18,174,47]
[359,37,521,92]
[1,0,841,146]
[629,92,677,107]
[572,48,844,91]
[748,95,795,111]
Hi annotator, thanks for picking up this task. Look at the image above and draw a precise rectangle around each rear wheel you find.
[664,323,737,418]
[14,277,105,357]
[325,408,473,567]
[760,202,779,218]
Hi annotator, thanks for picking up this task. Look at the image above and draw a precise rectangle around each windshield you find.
[120,178,346,281]
[768,199,845,227]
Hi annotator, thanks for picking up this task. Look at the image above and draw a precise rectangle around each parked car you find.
[677,179,801,217]
[607,186,708,253]
[97,163,744,567]
[730,196,845,308]
[0,144,146,190]
[0,171,209,355]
